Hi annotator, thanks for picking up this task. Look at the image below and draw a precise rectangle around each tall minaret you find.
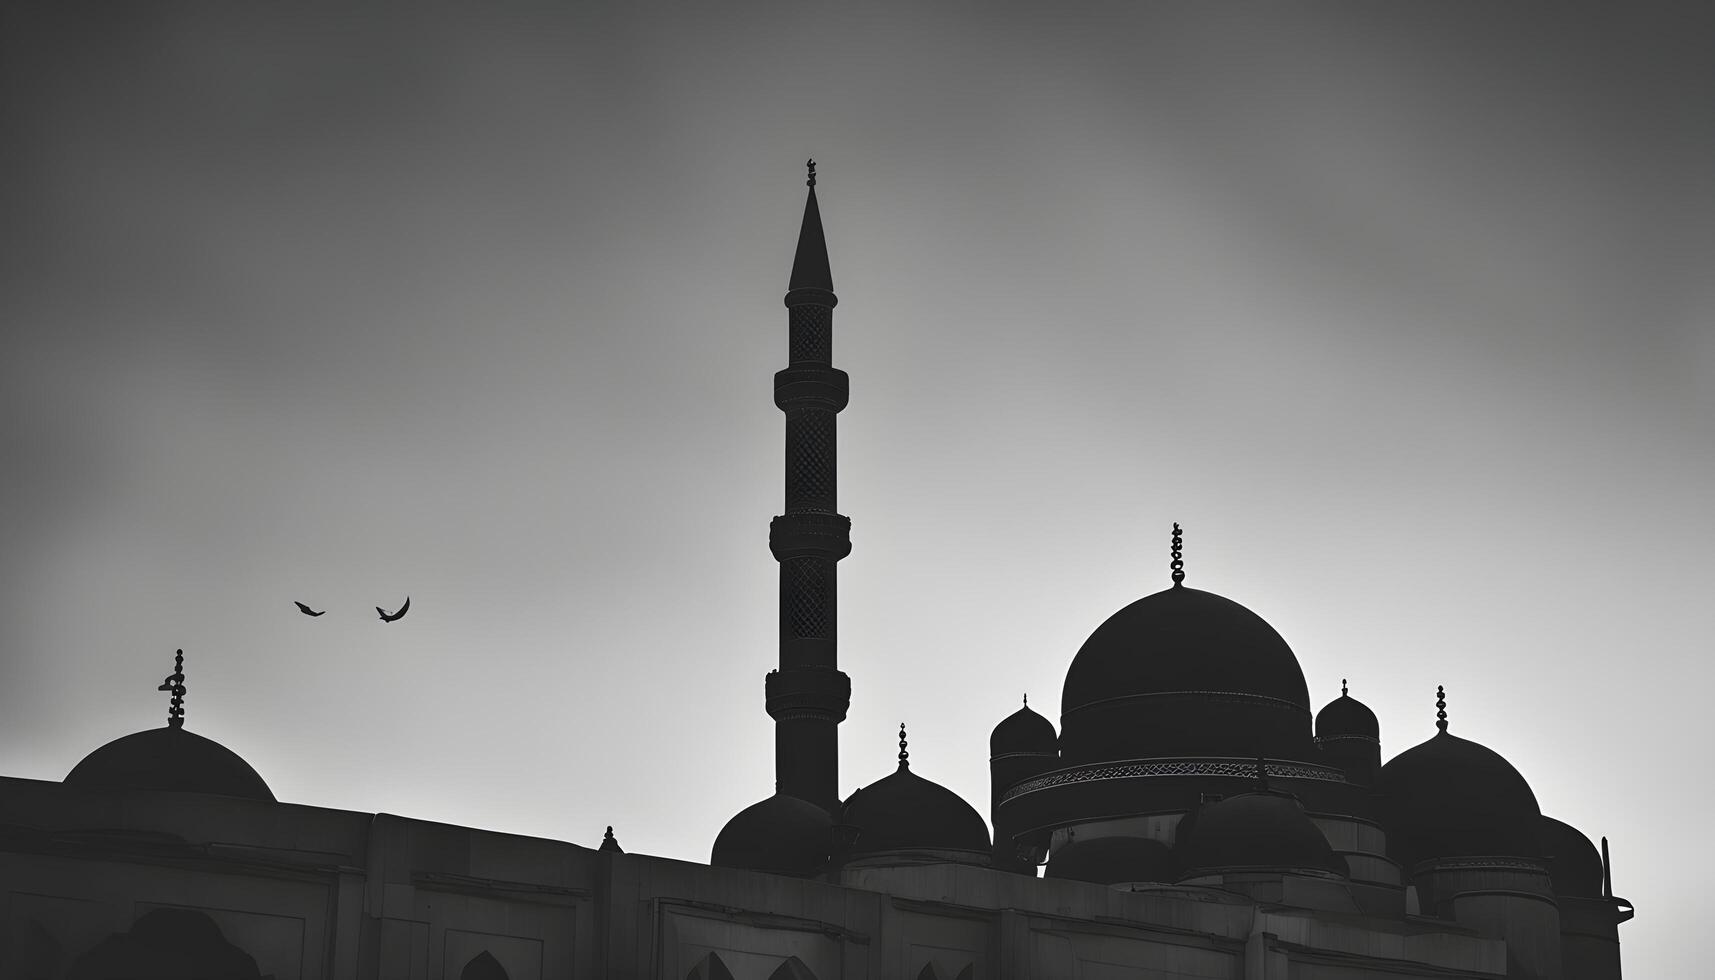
[764,160,851,814]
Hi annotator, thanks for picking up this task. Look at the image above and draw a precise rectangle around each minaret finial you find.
[898,722,909,769]
[806,158,817,187]
[1435,685,1448,733]
[1170,523,1185,586]
[157,649,186,729]
[1341,678,1348,697]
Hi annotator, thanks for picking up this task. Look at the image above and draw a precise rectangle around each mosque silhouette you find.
[0,165,1630,979]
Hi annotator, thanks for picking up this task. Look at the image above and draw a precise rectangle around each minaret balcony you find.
[766,666,852,722]
[769,513,852,561]
[774,366,850,412]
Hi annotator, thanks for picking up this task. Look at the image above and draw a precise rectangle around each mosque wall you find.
[2,774,1528,980]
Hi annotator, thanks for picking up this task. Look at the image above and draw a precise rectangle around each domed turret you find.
[842,726,990,864]
[1314,679,1381,785]
[1539,816,1603,899]
[64,650,274,802]
[712,792,833,877]
[1378,687,1541,869]
[990,697,1057,757]
[988,696,1058,872]
[1315,679,1379,741]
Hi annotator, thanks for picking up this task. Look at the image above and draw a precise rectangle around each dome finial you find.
[156,649,186,729]
[1022,692,1028,706]
[898,722,909,769]
[1170,523,1185,587]
[1341,678,1348,697]
[1435,684,1448,733]
[600,825,623,853]
[806,158,817,187]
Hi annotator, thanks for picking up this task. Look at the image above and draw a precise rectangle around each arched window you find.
[769,955,818,980]
[461,949,510,980]
[686,951,736,980]
[67,909,261,979]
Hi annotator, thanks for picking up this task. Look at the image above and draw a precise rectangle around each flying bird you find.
[377,596,411,623]
[294,602,325,617]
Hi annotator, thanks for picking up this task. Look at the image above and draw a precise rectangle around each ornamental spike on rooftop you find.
[1170,523,1185,586]
[156,649,186,729]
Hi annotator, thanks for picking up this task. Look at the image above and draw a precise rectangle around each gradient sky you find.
[3,4,1711,976]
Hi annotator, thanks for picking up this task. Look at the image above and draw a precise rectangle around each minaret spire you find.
[788,159,833,293]
[765,161,852,815]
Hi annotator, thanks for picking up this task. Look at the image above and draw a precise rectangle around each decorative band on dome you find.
[1313,733,1381,746]
[989,749,1059,763]
[999,756,1348,803]
[1182,863,1347,882]
[1410,855,1550,876]
[1067,688,1313,715]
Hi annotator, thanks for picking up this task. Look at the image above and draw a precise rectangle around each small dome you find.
[1047,836,1180,885]
[1315,685,1379,742]
[1178,788,1343,876]
[712,793,832,877]
[1539,816,1604,898]
[990,700,1057,757]
[1059,586,1312,761]
[64,726,274,802]
[843,764,990,857]
[1378,722,1541,868]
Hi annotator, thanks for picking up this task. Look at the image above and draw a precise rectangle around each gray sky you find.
[3,4,1710,975]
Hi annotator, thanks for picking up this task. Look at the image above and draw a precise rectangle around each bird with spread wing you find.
[294,601,325,617]
[377,596,411,623]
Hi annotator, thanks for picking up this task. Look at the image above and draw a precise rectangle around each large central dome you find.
[1059,586,1313,763]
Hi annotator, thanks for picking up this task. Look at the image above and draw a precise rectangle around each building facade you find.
[0,168,1630,979]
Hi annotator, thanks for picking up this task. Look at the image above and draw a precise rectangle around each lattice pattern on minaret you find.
[780,557,832,638]
[786,410,836,512]
[789,305,832,364]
